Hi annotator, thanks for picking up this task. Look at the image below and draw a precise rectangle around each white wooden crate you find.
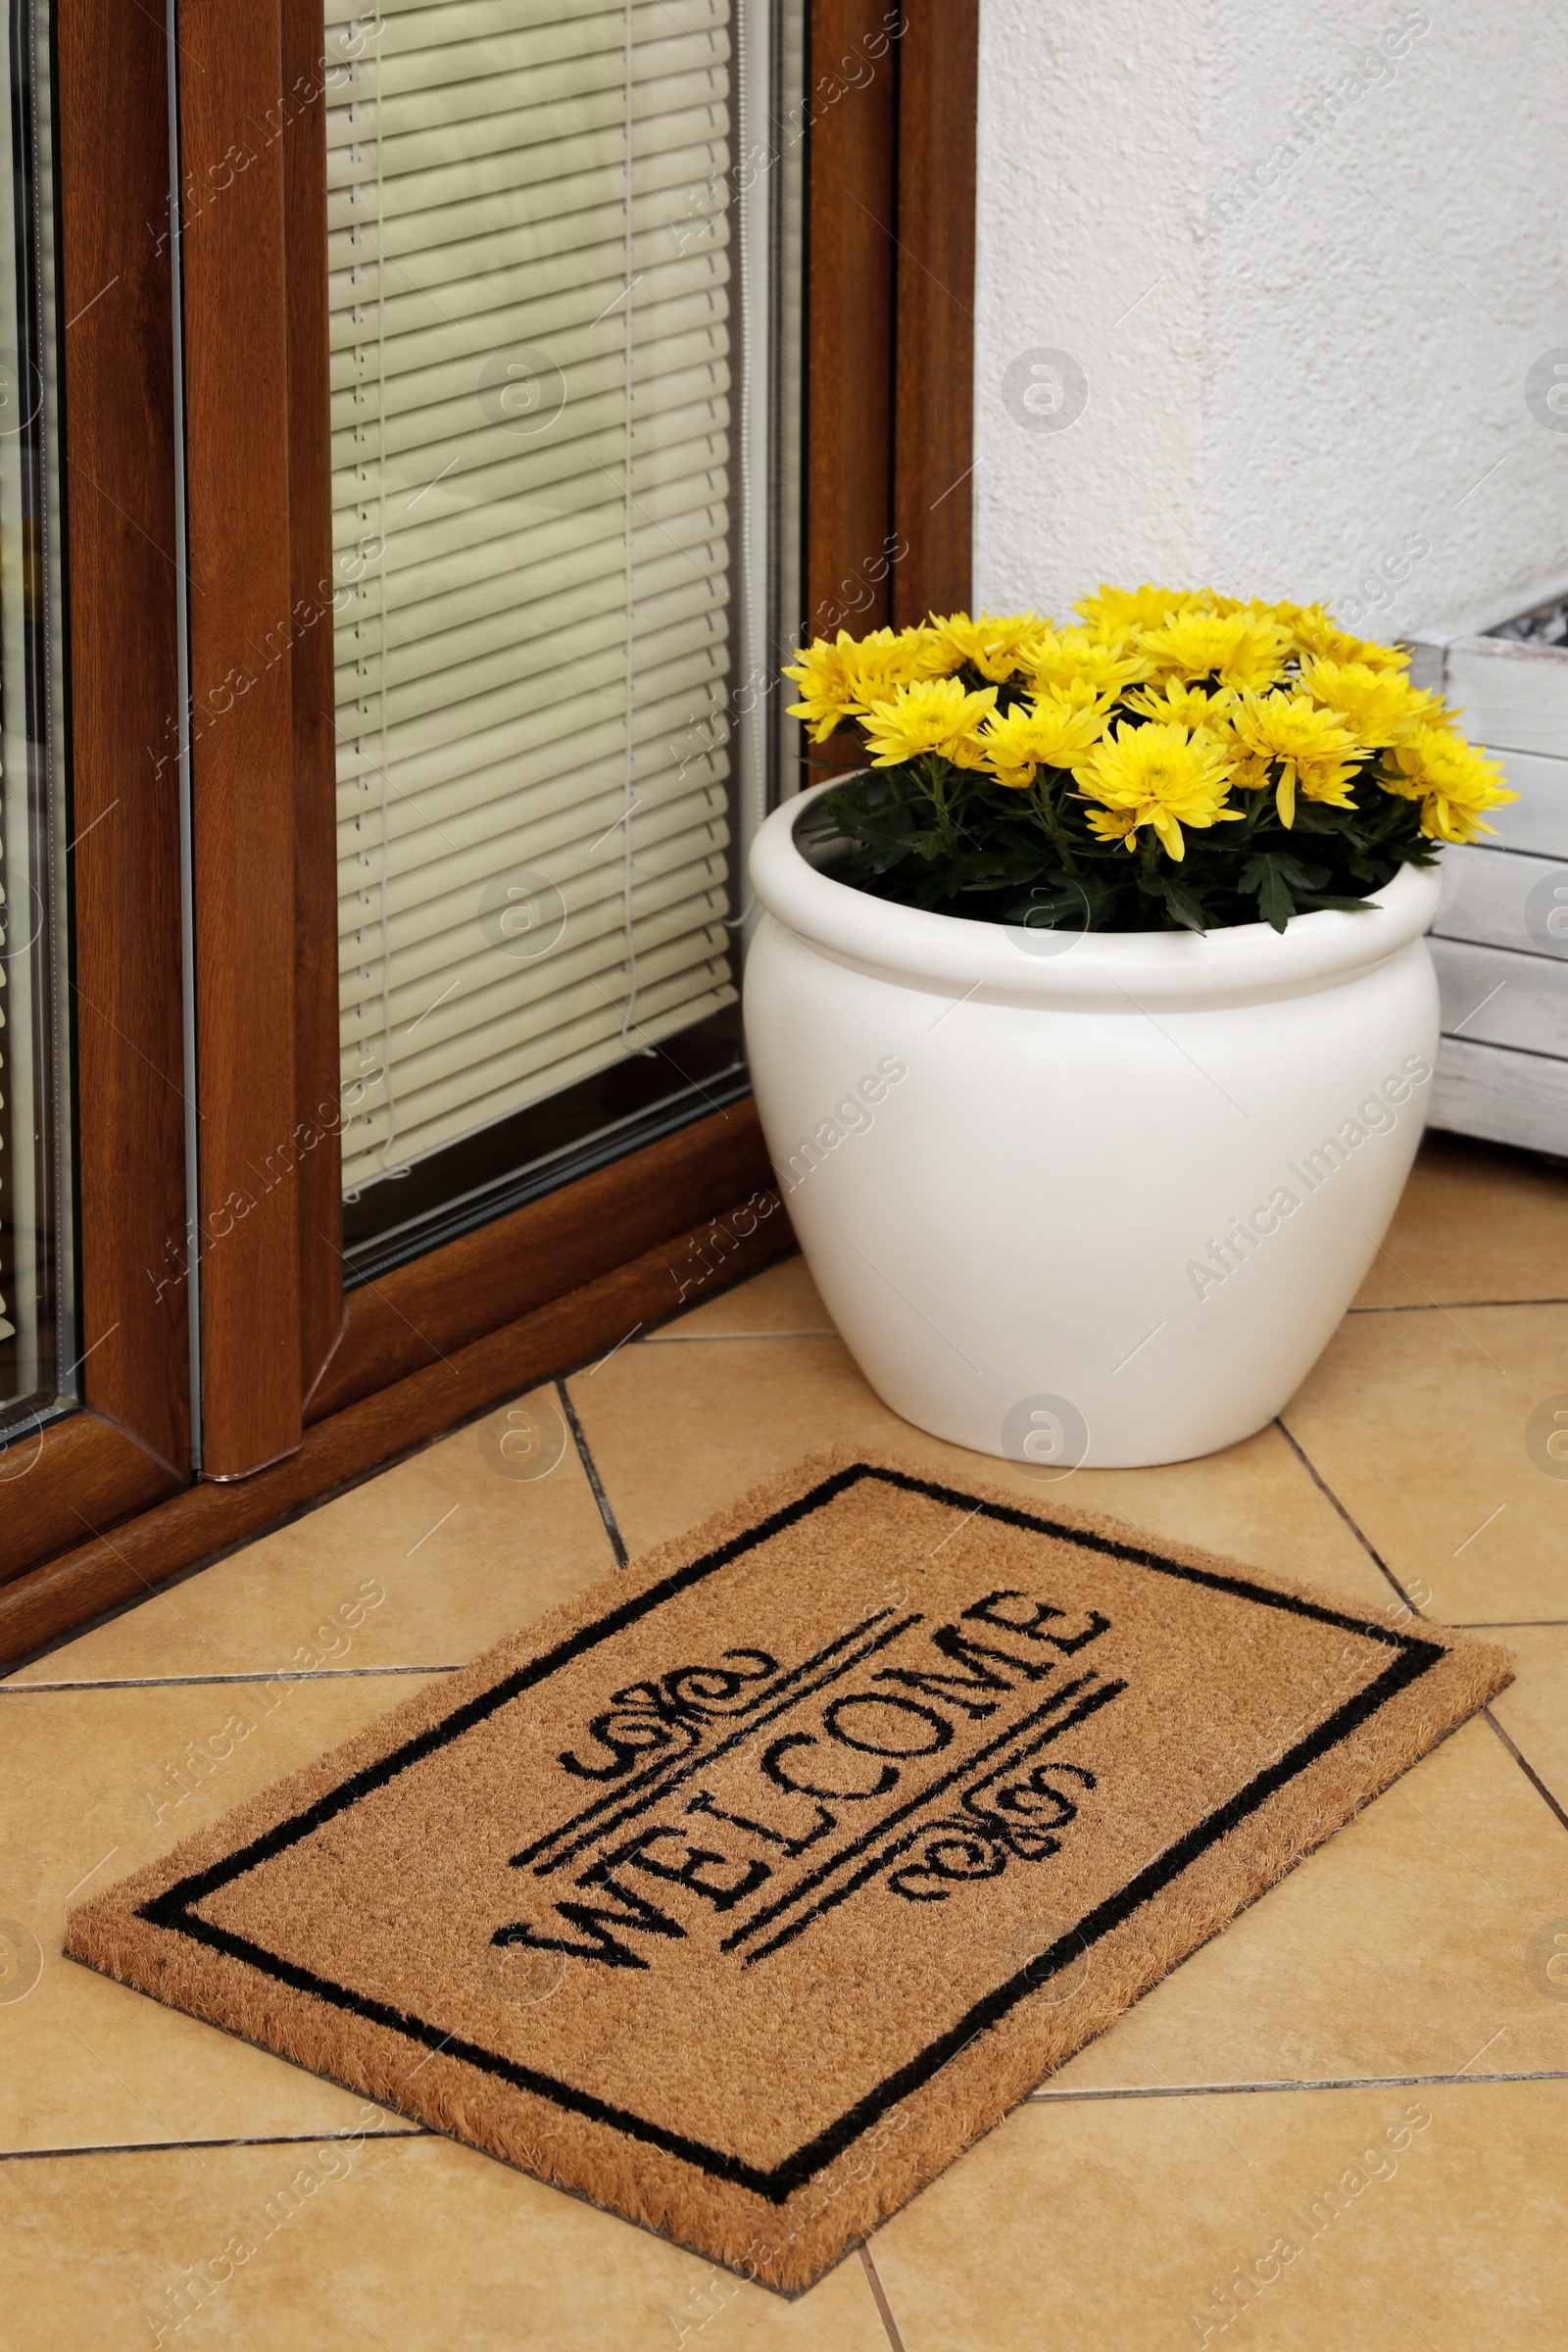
[1417,632,1568,1158]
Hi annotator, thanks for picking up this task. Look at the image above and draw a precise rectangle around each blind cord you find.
[733,0,761,869]
[371,32,400,1172]
[617,0,640,1051]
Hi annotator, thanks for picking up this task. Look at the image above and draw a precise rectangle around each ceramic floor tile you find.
[869,2079,1568,2351]
[0,1677,445,2152]
[1352,1132,1568,1309]
[647,1250,833,1337]
[6,1384,616,1687]
[1490,1625,1568,1819]
[1280,1303,1568,1624]
[1030,1712,1568,2096]
[0,2132,893,2352]
[567,1333,1405,1615]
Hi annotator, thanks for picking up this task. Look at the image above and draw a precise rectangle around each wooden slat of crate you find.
[1431,937,1568,1056]
[1475,747,1568,858]
[1430,1034,1568,1159]
[1434,843,1568,960]
[1403,632,1568,1154]
[1446,634,1568,760]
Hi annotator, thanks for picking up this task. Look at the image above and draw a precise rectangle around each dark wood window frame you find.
[0,0,192,1590]
[0,0,978,1668]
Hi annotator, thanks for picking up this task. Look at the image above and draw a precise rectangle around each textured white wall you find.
[972,0,1568,640]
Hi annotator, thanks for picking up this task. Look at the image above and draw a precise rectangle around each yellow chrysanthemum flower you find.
[928,610,1052,683]
[859,676,999,769]
[1073,582,1237,636]
[1285,604,1409,673]
[846,627,954,703]
[784,626,948,739]
[1024,626,1154,699]
[1299,660,1442,749]
[974,693,1111,789]
[1226,690,1365,827]
[1380,726,1518,843]
[886,625,956,677]
[1071,720,1241,860]
[1136,609,1296,692]
[1123,678,1238,727]
[1045,674,1116,715]
[783,632,861,740]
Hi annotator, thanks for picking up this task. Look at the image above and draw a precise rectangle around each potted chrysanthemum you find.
[742,588,1514,1470]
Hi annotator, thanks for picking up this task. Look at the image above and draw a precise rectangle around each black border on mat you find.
[128,1463,1446,2207]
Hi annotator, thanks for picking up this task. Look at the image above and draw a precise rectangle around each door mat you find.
[68,1446,1510,2294]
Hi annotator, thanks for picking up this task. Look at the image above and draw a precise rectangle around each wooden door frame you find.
[0,0,979,1663]
[0,0,194,1586]
[176,0,343,1479]
[805,0,978,643]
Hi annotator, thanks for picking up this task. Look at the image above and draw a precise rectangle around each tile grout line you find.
[1,1665,463,1693]
[1271,1417,1416,1611]
[858,2242,911,2352]
[1451,1618,1568,1629]
[8,1619,1555,1699]
[1348,1297,1568,1313]
[1026,2067,1568,2102]
[1480,1704,1568,1838]
[0,2128,429,2165]
[641,1329,839,1343]
[555,1375,629,1568]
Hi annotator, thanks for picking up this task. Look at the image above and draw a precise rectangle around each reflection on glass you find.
[0,1,70,1433]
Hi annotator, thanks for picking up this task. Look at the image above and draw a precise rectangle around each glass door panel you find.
[324,0,803,1276]
[0,0,71,1433]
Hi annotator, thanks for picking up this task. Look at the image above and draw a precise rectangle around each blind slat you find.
[327,0,715,42]
[330,469,725,622]
[339,780,729,972]
[328,259,728,397]
[329,289,725,428]
[329,325,726,462]
[324,88,728,207]
[326,34,729,144]
[334,534,727,686]
[341,980,736,1188]
[346,949,732,1143]
[336,639,729,800]
[342,846,731,1037]
[326,0,724,83]
[325,187,725,318]
[325,140,725,273]
[336,686,728,871]
[342,767,729,911]
[336,572,727,734]
[330,370,730,514]
[329,240,729,375]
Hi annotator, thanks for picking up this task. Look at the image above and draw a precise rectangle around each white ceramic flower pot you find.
[744,780,1443,1469]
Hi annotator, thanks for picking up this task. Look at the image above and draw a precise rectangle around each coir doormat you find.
[68,1447,1509,2293]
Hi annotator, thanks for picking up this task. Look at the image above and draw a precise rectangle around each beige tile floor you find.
[2,1130,1565,2348]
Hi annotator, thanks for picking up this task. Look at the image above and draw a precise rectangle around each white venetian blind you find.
[325,0,739,1194]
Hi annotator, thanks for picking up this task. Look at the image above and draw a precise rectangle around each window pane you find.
[0,0,71,1430]
[326,0,803,1275]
